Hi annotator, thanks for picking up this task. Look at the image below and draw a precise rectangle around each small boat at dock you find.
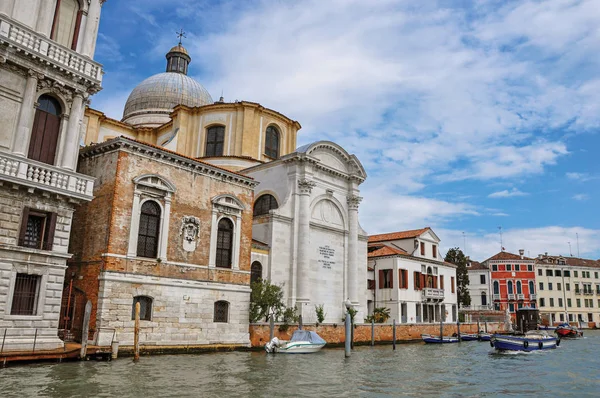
[458,333,479,341]
[421,334,459,344]
[264,330,326,354]
[491,331,559,352]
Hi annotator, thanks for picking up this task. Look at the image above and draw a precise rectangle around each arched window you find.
[493,281,499,295]
[528,281,535,294]
[507,281,513,294]
[253,194,278,217]
[137,201,161,258]
[251,261,262,284]
[28,95,62,165]
[131,296,152,321]
[216,218,233,268]
[481,292,487,306]
[516,281,522,294]
[264,126,280,159]
[205,126,225,157]
[214,300,229,323]
[51,0,82,49]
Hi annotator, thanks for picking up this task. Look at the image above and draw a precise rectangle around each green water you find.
[1,331,599,397]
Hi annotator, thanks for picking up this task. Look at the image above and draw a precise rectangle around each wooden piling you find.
[298,314,303,330]
[133,302,140,362]
[80,301,92,359]
[371,319,375,346]
[269,316,275,340]
[392,319,396,350]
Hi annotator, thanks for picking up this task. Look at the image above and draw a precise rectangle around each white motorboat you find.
[264,330,326,354]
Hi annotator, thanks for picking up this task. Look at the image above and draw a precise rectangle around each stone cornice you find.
[79,137,258,188]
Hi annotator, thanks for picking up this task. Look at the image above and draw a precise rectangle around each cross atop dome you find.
[176,28,186,46]
[165,33,191,75]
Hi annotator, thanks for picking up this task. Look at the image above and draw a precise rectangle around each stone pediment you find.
[295,141,367,182]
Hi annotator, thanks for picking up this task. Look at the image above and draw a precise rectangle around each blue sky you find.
[91,0,600,261]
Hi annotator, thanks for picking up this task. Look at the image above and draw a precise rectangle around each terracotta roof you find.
[535,255,600,269]
[484,251,534,262]
[367,245,407,258]
[368,227,431,243]
[467,260,488,271]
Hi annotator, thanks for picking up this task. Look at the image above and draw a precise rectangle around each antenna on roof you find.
[568,241,572,257]
[576,232,580,258]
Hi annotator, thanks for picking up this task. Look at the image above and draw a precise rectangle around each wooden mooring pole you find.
[298,314,303,330]
[269,315,275,341]
[371,319,375,346]
[80,301,92,359]
[133,302,140,362]
[392,319,396,350]
[344,311,351,358]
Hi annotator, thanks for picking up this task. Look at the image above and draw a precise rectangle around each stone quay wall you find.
[250,322,506,347]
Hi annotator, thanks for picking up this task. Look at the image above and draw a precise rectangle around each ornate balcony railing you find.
[493,294,500,301]
[0,151,94,201]
[0,15,102,85]
[517,293,525,300]
[530,294,537,300]
[422,288,444,300]
[508,294,516,300]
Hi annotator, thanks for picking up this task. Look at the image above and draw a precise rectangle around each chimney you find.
[519,249,524,259]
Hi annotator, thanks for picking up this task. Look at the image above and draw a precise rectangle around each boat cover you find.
[290,330,326,344]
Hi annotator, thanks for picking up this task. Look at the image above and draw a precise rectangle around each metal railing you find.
[0,328,61,354]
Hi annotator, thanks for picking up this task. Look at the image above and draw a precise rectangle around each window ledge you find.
[4,315,44,320]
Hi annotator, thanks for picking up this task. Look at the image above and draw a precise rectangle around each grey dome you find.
[122,72,213,124]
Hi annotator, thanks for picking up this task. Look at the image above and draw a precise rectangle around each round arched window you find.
[264,126,280,159]
[253,194,278,217]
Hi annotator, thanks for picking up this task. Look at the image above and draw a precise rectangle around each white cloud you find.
[566,172,596,182]
[438,226,600,261]
[572,194,589,201]
[488,188,529,198]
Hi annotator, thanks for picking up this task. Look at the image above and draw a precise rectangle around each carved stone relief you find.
[180,216,201,252]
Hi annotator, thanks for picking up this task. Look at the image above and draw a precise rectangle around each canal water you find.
[1,331,599,397]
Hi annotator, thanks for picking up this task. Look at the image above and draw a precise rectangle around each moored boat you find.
[478,333,492,341]
[458,333,479,341]
[264,330,326,354]
[491,331,559,352]
[555,323,583,338]
[421,334,459,344]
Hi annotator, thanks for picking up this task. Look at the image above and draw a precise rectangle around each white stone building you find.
[245,141,368,323]
[366,228,458,323]
[0,0,103,351]
[466,259,492,310]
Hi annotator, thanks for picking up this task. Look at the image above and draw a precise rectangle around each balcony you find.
[0,15,102,86]
[583,291,594,296]
[0,151,94,201]
[517,293,525,300]
[530,294,537,300]
[422,288,444,300]
[493,294,500,301]
[508,294,516,300]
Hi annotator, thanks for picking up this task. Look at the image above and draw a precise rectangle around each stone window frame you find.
[214,300,229,323]
[208,194,245,270]
[127,174,176,262]
[3,264,49,320]
[131,295,153,321]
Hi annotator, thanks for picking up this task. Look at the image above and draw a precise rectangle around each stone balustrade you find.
[0,15,102,85]
[0,151,94,200]
[422,288,444,300]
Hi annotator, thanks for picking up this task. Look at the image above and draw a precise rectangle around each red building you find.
[483,250,537,320]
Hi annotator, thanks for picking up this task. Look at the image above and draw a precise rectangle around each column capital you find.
[28,69,44,80]
[347,194,362,210]
[298,178,316,194]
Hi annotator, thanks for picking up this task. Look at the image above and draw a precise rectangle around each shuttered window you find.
[18,208,57,251]
[137,201,161,258]
[205,126,225,157]
[440,275,444,289]
[216,218,233,268]
[28,95,62,165]
[414,271,422,290]
[10,274,41,315]
[379,269,393,289]
[420,242,425,255]
[398,269,408,289]
[451,277,455,293]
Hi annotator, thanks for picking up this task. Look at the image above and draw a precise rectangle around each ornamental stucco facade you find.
[245,141,369,323]
[0,0,103,351]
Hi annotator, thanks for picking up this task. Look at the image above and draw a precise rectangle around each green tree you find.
[249,279,285,322]
[445,247,471,308]
[365,307,391,323]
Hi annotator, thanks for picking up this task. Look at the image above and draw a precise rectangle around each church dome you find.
[122,44,213,128]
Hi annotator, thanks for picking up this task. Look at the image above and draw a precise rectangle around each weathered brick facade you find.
[68,137,257,348]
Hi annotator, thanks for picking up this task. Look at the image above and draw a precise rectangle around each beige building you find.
[0,0,104,351]
[535,254,600,328]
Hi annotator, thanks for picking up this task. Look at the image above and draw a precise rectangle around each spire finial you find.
[176,28,186,46]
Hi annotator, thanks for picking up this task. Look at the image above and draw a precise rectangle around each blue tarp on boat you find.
[290,330,326,344]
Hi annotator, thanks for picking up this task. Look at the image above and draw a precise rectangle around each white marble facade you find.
[246,141,368,323]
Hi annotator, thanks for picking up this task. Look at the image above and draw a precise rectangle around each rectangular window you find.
[576,299,581,307]
[432,245,437,258]
[566,283,570,291]
[539,298,545,307]
[538,269,542,276]
[506,264,512,271]
[528,264,533,271]
[398,269,408,289]
[451,277,455,293]
[549,298,554,307]
[414,271,422,290]
[555,270,561,277]
[558,298,563,307]
[539,282,544,290]
[440,275,444,290]
[367,279,375,290]
[567,298,572,307]
[564,270,570,277]
[518,303,523,309]
[559,313,564,322]
[548,283,553,291]
[509,303,515,312]
[546,269,553,276]
[596,285,600,294]
[10,273,41,315]
[595,272,599,279]
[492,264,498,271]
[568,314,573,322]
[379,269,393,289]
[557,283,561,291]
[480,274,486,284]
[420,242,425,256]
[18,208,57,251]
[574,271,578,278]
[516,264,521,271]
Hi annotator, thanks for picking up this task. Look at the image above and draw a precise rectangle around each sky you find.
[91,0,600,262]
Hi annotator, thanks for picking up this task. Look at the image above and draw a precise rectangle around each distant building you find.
[0,0,104,351]
[366,228,458,323]
[466,258,492,310]
[534,254,600,328]
[484,250,537,321]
